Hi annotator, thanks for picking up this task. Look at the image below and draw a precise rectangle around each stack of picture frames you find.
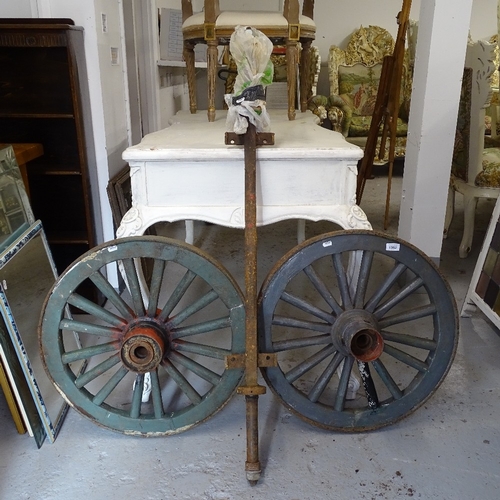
[0,145,83,447]
[462,195,500,327]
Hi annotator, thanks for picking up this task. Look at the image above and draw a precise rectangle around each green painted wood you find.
[40,236,245,436]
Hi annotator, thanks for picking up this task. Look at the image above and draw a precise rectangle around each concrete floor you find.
[1,170,500,500]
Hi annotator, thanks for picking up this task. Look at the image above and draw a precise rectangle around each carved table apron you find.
[119,110,371,242]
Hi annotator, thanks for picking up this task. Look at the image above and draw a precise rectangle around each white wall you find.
[0,0,31,17]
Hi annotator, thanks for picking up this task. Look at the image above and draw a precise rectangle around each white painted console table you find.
[118,110,371,242]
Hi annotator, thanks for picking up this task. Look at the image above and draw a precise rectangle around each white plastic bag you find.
[225,25,274,134]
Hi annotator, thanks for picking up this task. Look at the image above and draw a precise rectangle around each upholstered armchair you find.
[445,39,500,258]
[181,0,316,122]
[323,25,411,158]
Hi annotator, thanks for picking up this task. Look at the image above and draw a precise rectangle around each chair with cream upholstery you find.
[181,0,316,122]
[445,39,500,258]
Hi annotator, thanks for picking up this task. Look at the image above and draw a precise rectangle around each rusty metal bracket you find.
[225,132,275,147]
[225,352,278,369]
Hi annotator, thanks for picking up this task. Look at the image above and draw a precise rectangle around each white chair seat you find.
[183,12,315,30]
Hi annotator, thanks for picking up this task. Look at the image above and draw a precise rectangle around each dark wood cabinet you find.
[0,19,96,274]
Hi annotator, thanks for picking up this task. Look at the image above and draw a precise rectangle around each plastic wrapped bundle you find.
[225,25,274,134]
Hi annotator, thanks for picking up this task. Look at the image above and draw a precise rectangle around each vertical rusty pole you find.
[225,121,274,484]
[241,121,266,484]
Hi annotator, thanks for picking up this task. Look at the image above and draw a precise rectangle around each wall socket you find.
[101,13,108,33]
[110,47,119,66]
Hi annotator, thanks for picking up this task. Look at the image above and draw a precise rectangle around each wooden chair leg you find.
[183,41,197,114]
[286,40,298,120]
[207,40,218,122]
[443,186,455,239]
[460,193,478,258]
[299,40,312,112]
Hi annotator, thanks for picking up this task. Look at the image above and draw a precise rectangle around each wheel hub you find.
[331,309,384,362]
[120,322,168,373]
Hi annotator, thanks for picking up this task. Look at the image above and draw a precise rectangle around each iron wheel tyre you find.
[258,230,458,431]
[40,236,245,436]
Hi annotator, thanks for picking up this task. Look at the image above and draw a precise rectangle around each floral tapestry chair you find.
[445,39,500,258]
[311,25,411,160]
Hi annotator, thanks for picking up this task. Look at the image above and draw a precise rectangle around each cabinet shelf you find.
[157,59,208,68]
[46,232,90,245]
[30,167,82,176]
[0,113,75,119]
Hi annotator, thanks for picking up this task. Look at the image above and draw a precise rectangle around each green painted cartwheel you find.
[258,230,458,431]
[39,236,245,435]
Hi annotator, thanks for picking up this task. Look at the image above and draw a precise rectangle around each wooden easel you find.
[356,0,412,229]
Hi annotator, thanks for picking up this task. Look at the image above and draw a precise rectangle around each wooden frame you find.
[0,221,82,445]
[0,344,29,435]
[462,194,500,329]
[107,164,133,229]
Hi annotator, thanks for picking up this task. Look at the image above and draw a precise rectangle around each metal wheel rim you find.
[258,230,458,431]
[40,236,245,436]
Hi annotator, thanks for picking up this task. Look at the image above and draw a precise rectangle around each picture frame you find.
[0,221,83,445]
[0,145,34,250]
[107,164,132,228]
[462,195,500,329]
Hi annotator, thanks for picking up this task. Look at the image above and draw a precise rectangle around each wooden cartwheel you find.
[39,122,458,483]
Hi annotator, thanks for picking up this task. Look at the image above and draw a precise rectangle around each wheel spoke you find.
[174,340,232,360]
[74,353,121,388]
[171,316,231,340]
[59,318,121,337]
[374,277,424,319]
[162,359,202,405]
[381,330,437,351]
[89,271,135,320]
[371,358,403,400]
[146,258,167,317]
[150,369,164,418]
[272,315,331,333]
[364,262,407,313]
[383,344,428,372]
[167,290,219,328]
[334,355,354,411]
[281,291,335,323]
[92,366,129,406]
[130,374,144,418]
[332,253,353,309]
[68,293,127,327]
[378,304,437,329]
[169,351,221,386]
[358,361,379,409]
[157,269,196,322]
[353,250,374,308]
[308,351,344,402]
[121,258,146,316]
[303,265,343,316]
[273,334,331,352]
[62,341,118,364]
[285,345,336,383]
